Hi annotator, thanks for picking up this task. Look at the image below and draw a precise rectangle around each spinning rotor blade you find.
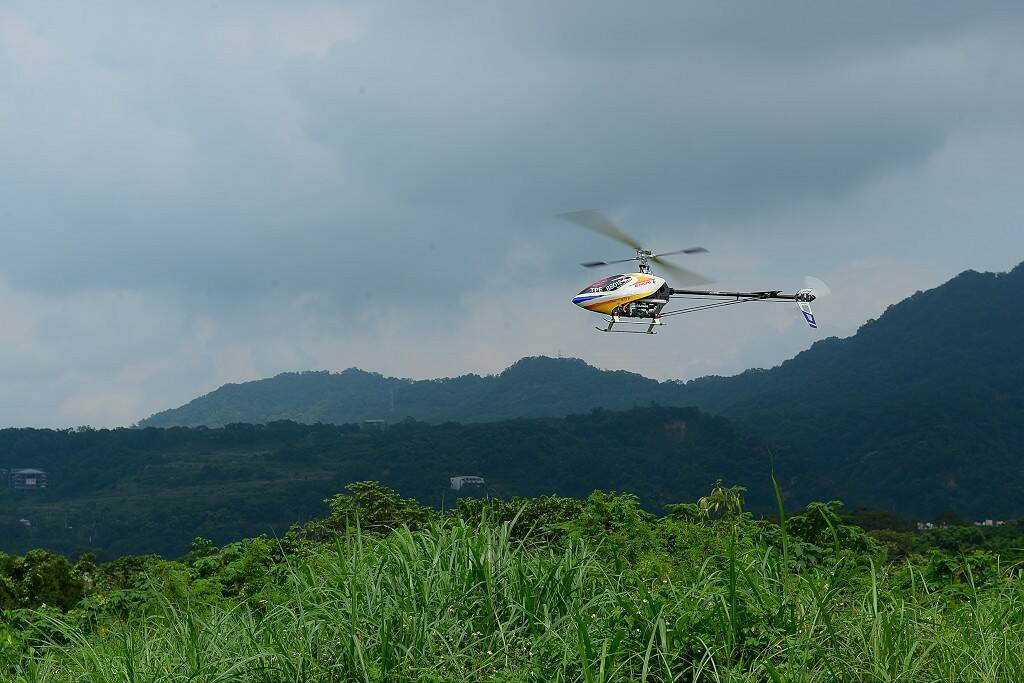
[803,276,832,298]
[557,210,643,250]
[653,246,709,257]
[560,208,714,283]
[580,257,638,268]
[650,256,713,286]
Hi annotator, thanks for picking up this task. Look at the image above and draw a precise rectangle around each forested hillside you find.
[132,263,1024,524]
[674,263,1024,513]
[0,407,780,558]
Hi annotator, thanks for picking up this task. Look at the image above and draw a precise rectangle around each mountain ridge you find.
[143,263,1023,432]
[140,355,685,428]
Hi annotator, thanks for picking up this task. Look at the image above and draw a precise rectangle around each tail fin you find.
[796,290,817,328]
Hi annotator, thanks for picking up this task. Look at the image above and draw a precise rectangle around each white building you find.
[450,476,485,491]
[11,468,47,490]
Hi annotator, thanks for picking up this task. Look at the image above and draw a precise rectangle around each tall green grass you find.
[7,518,1024,682]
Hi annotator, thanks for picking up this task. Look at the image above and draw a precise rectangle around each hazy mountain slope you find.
[679,263,1024,426]
[144,263,1023,436]
[140,357,685,428]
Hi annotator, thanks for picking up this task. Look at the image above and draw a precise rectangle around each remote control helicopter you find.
[560,210,827,334]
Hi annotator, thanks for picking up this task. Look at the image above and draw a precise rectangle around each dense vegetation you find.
[3,482,1024,682]
[0,407,784,559]
[9,384,1024,561]
[139,263,1024,520]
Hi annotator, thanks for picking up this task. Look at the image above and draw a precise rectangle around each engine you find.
[614,285,670,318]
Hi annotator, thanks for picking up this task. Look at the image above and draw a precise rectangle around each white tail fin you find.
[797,277,829,329]
[797,293,817,328]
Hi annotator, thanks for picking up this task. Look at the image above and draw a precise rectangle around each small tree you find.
[297,481,435,539]
[697,480,747,523]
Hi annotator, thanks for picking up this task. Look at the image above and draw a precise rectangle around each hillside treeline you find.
[0,408,782,558]
[6,402,1024,560]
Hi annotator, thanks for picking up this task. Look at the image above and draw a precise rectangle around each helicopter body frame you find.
[561,210,824,334]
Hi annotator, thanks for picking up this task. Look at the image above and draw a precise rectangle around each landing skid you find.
[596,315,663,334]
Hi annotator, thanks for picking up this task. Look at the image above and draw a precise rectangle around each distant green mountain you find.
[672,262,1024,515]
[1,407,779,559]
[143,265,1023,440]
[6,256,1024,561]
[135,261,1024,523]
[139,357,690,428]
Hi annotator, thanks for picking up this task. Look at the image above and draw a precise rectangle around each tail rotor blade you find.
[558,210,643,250]
[803,276,832,298]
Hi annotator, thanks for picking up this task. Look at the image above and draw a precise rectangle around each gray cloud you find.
[0,1,1022,426]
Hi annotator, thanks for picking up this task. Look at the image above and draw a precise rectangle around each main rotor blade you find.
[580,257,638,268]
[652,247,709,257]
[651,256,713,286]
[557,210,643,251]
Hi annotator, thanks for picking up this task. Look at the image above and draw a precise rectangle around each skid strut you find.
[597,315,663,334]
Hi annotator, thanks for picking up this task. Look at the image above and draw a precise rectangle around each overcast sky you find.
[2,1,1023,427]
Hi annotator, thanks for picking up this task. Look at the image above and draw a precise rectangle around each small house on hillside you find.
[11,468,48,490]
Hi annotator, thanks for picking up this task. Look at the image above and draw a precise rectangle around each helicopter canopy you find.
[579,274,631,294]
